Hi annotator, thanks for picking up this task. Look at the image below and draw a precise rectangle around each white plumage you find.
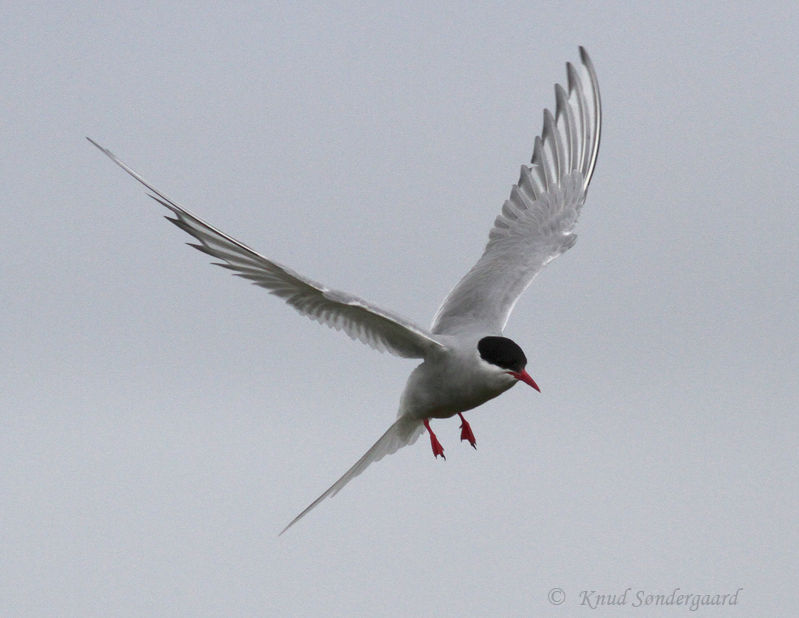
[89,47,601,535]
[432,47,600,335]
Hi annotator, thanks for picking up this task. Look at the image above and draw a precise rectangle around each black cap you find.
[477,336,527,372]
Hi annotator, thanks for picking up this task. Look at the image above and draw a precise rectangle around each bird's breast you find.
[399,355,514,420]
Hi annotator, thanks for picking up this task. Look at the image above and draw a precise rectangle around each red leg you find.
[423,419,445,460]
[458,413,476,449]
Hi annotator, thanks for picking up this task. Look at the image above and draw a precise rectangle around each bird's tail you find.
[279,415,424,535]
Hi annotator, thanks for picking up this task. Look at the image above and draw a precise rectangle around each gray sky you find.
[4,2,798,616]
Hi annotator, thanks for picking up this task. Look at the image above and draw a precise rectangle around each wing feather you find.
[431,47,601,335]
[89,139,444,359]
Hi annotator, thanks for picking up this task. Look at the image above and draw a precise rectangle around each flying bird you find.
[89,47,601,534]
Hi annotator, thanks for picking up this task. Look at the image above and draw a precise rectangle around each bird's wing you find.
[89,139,445,359]
[431,47,601,335]
[280,415,424,534]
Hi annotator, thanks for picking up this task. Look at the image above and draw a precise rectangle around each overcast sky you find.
[3,2,798,616]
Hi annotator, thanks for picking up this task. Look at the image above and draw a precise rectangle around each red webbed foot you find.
[423,419,445,459]
[458,413,476,449]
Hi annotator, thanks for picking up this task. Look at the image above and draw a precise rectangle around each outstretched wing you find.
[280,415,424,534]
[431,47,601,335]
[89,139,445,359]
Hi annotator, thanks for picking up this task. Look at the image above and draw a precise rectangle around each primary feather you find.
[87,138,445,359]
[431,47,601,335]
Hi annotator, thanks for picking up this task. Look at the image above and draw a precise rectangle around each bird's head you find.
[477,336,540,392]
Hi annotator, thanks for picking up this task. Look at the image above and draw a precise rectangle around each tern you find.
[89,47,600,534]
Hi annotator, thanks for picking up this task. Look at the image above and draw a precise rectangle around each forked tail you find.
[279,415,424,535]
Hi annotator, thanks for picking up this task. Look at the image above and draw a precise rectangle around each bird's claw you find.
[424,419,446,460]
[430,437,446,460]
[458,413,476,449]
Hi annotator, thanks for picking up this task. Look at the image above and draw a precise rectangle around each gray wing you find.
[431,47,601,335]
[280,415,424,534]
[89,139,445,359]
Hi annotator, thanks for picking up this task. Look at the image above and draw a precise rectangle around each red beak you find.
[510,369,540,392]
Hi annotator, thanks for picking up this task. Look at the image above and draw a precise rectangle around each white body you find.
[400,336,517,420]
